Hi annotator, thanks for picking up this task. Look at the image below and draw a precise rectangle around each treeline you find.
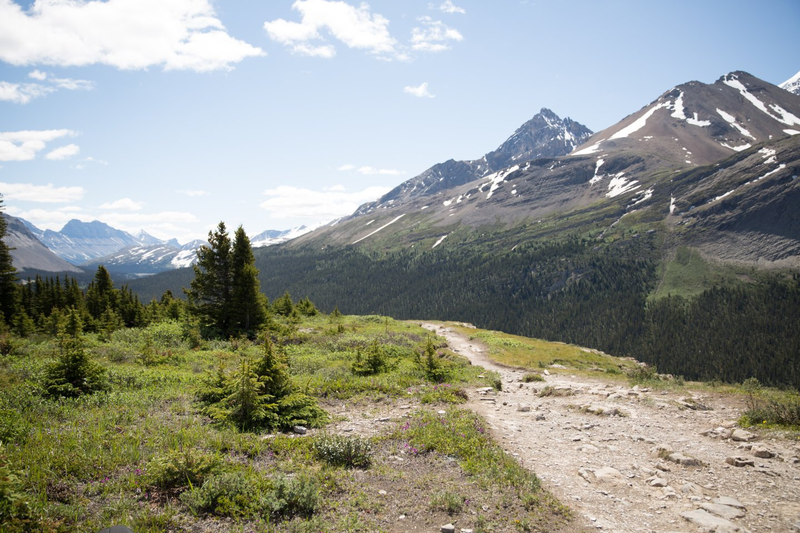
[0,215,317,340]
[9,266,182,335]
[250,236,799,389]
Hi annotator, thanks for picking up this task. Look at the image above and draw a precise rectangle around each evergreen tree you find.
[44,309,108,398]
[185,222,233,337]
[229,226,267,337]
[0,198,18,324]
[272,291,294,317]
[85,266,118,320]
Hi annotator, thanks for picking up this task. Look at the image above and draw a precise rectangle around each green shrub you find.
[0,442,32,523]
[430,490,465,515]
[420,383,469,404]
[351,341,393,376]
[180,471,256,518]
[313,434,372,468]
[0,409,27,444]
[626,364,658,384]
[44,316,108,399]
[146,448,221,489]
[198,337,327,432]
[415,338,449,383]
[263,473,319,519]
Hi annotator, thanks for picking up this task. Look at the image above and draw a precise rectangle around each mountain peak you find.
[780,69,800,96]
[352,108,593,217]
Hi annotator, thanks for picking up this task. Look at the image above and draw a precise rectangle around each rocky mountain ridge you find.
[3,215,83,273]
[292,71,800,267]
[353,108,592,217]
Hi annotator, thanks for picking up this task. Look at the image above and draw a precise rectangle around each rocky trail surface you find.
[422,323,800,533]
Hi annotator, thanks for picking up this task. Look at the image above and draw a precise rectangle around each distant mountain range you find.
[4,216,314,277]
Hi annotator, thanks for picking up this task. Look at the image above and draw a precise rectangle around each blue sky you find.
[1,0,798,244]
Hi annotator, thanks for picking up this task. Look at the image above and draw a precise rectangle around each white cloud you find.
[338,163,404,175]
[404,82,435,98]
[0,0,265,72]
[260,185,390,219]
[440,1,466,14]
[99,198,143,211]
[0,72,94,104]
[178,189,210,197]
[357,166,403,176]
[324,184,346,191]
[0,129,77,161]
[264,0,399,60]
[51,77,95,91]
[45,143,80,160]
[4,206,91,230]
[0,81,55,104]
[411,16,463,52]
[0,181,84,202]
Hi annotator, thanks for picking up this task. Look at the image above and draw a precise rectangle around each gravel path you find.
[422,323,800,533]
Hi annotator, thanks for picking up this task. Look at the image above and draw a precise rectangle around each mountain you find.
[82,224,315,278]
[781,70,800,96]
[28,219,143,265]
[2,215,83,273]
[82,239,205,278]
[251,225,319,247]
[292,71,800,266]
[572,71,800,163]
[353,108,592,217]
[127,70,800,389]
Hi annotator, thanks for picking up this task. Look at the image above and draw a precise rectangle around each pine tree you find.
[0,198,18,324]
[44,309,107,398]
[229,226,267,337]
[185,222,233,337]
[186,223,268,339]
[86,266,118,321]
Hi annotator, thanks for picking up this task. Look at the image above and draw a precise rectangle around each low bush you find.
[420,383,469,404]
[430,490,465,515]
[0,443,32,524]
[146,448,221,490]
[313,434,372,468]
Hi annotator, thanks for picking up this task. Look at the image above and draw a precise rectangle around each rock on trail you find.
[422,323,800,533]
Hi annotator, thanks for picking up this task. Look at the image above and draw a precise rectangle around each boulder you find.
[701,502,746,520]
[681,509,750,532]
[725,456,755,467]
[731,429,757,442]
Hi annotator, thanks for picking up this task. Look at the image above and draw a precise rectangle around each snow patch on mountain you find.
[779,70,800,96]
[352,214,405,244]
[723,74,800,126]
[606,174,640,198]
[611,102,670,140]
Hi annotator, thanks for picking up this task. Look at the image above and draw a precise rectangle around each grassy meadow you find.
[0,313,574,533]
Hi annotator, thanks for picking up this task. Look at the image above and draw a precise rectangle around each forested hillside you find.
[245,235,799,389]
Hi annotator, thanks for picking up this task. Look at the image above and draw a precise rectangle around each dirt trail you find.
[422,323,800,533]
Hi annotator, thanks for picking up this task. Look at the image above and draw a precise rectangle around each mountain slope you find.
[572,71,800,163]
[293,71,800,268]
[29,219,143,265]
[353,108,592,217]
[3,215,83,273]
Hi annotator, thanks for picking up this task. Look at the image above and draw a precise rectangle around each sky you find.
[1,0,798,245]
